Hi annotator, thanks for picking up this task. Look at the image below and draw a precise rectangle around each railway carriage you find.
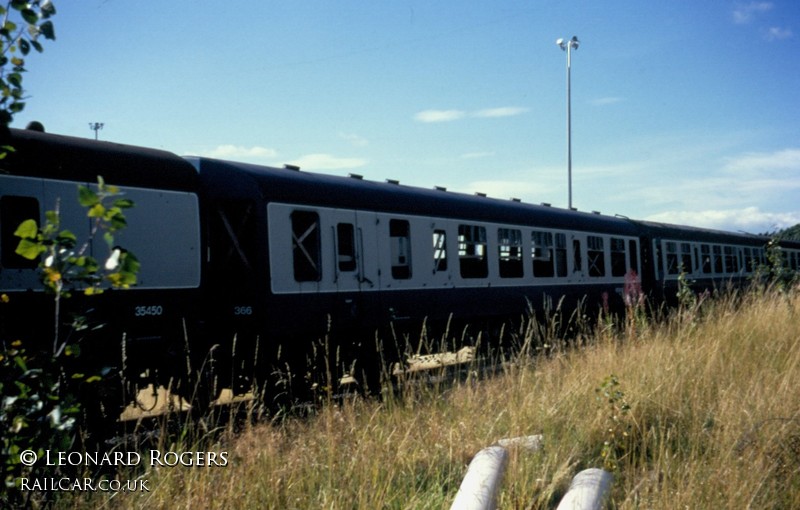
[191,156,646,396]
[1,126,798,412]
[0,128,205,409]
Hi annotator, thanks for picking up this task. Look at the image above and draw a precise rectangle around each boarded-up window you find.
[291,210,321,282]
[588,236,605,277]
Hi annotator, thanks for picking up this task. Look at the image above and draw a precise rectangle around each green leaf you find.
[18,38,30,56]
[9,101,25,113]
[87,203,104,218]
[109,213,127,231]
[56,229,77,244]
[21,9,38,25]
[39,20,55,40]
[13,219,38,239]
[77,185,99,207]
[113,198,134,209]
[7,73,22,88]
[15,239,43,260]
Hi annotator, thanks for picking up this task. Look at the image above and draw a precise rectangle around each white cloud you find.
[339,132,369,147]
[765,26,793,41]
[590,97,624,106]
[413,106,528,123]
[472,107,529,118]
[732,1,773,24]
[287,153,366,171]
[460,151,495,160]
[413,109,466,123]
[646,207,800,233]
[723,148,800,173]
[203,144,278,161]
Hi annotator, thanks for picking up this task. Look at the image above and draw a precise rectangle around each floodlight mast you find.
[556,36,579,209]
[89,122,104,140]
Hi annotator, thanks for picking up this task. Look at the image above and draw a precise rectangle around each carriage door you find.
[329,209,379,293]
[209,200,259,322]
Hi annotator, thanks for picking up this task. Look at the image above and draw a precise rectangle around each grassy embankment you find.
[73,287,799,509]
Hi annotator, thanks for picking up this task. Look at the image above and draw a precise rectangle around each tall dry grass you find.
[71,287,800,509]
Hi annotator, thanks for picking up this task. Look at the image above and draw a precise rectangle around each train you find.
[1,126,799,414]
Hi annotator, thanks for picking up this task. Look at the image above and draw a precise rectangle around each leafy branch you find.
[14,176,139,354]
[0,0,56,128]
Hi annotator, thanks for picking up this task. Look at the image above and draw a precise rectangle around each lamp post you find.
[556,36,579,210]
[89,122,104,140]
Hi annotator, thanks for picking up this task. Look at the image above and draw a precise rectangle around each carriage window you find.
[665,242,679,275]
[291,210,321,282]
[433,229,447,273]
[743,248,753,272]
[555,233,568,277]
[610,238,626,277]
[532,231,554,277]
[713,245,723,274]
[701,244,712,274]
[654,241,663,278]
[1,196,40,269]
[587,236,605,277]
[336,223,356,272]
[681,243,693,274]
[724,246,738,273]
[498,228,523,278]
[390,219,411,279]
[458,224,488,278]
[572,239,582,273]
[628,239,638,275]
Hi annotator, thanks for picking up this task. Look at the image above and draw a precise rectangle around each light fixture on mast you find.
[556,36,579,210]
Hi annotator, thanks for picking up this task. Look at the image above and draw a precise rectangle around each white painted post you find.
[449,446,509,510]
[556,468,613,510]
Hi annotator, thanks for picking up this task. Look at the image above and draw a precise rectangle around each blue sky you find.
[15,1,800,234]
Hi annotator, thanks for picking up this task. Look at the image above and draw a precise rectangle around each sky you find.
[14,1,800,234]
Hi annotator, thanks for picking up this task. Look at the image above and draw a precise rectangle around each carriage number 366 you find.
[135,305,164,317]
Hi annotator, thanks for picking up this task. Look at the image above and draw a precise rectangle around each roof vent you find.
[26,121,45,132]
[475,192,487,197]
[284,164,300,171]
[435,186,447,192]
[592,210,601,215]
[541,202,551,207]
[349,173,364,180]
[511,197,521,202]
[386,178,400,185]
